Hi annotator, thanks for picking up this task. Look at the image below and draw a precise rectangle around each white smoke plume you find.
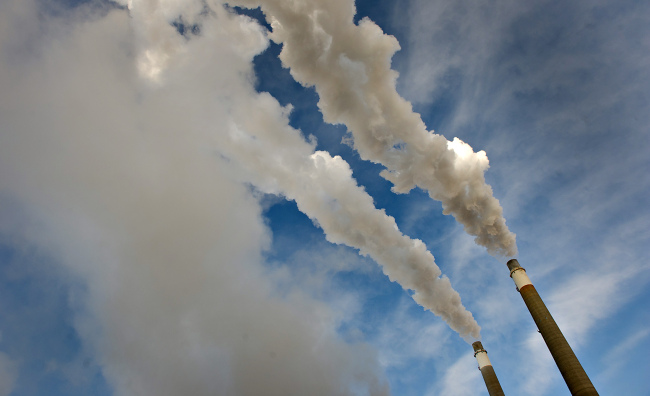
[118,0,480,338]
[224,108,481,339]
[0,1,392,395]
[0,0,481,394]
[231,0,517,257]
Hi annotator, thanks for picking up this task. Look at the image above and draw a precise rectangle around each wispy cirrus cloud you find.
[395,0,650,394]
[0,352,17,396]
[427,352,482,396]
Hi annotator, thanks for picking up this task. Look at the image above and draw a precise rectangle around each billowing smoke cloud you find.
[224,119,481,339]
[231,0,517,257]
[119,0,479,338]
[0,1,392,395]
[0,0,482,394]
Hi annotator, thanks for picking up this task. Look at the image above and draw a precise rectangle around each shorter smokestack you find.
[472,341,505,396]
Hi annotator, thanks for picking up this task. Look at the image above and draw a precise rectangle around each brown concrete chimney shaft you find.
[507,259,598,396]
[472,341,505,396]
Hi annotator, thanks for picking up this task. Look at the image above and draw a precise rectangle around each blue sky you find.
[0,0,648,395]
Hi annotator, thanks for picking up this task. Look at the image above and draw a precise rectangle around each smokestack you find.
[507,259,599,396]
[472,341,505,396]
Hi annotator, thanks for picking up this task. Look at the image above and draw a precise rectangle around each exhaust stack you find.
[507,259,599,396]
[472,341,505,396]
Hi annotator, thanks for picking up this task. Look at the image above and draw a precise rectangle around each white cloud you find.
[547,267,642,346]
[373,297,452,370]
[518,333,557,396]
[598,328,650,382]
[428,352,482,396]
[0,352,17,396]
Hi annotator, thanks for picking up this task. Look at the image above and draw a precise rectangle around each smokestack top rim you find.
[507,258,521,272]
[472,341,485,353]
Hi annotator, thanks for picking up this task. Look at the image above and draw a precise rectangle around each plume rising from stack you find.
[120,0,481,339]
[472,341,505,396]
[0,0,484,393]
[232,0,517,257]
[507,259,599,396]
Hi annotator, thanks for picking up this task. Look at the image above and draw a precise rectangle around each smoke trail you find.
[231,0,517,257]
[121,0,480,338]
[223,97,481,339]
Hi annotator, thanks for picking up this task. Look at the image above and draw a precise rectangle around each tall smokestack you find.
[506,259,599,396]
[472,341,505,396]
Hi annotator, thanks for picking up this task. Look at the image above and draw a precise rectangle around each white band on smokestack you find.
[508,259,532,290]
[472,342,492,369]
[476,350,492,369]
[510,267,532,290]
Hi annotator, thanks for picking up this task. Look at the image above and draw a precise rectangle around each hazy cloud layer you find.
[0,352,17,396]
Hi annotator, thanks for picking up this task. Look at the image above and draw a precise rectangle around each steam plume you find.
[0,8,483,396]
[120,0,480,338]
[0,0,486,392]
[231,0,517,257]
[225,109,481,339]
[0,1,391,394]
